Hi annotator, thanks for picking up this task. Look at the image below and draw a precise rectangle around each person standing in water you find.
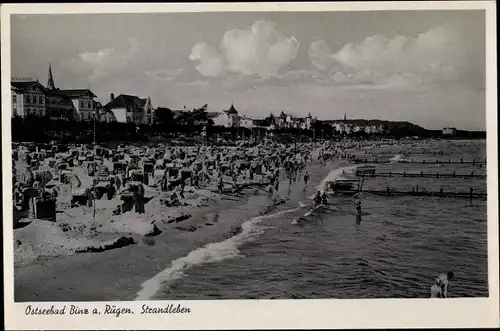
[304,171,310,189]
[314,191,322,207]
[435,272,454,298]
[354,195,362,223]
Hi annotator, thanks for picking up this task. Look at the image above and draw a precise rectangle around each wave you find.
[389,154,403,163]
[313,165,358,196]
[135,204,304,301]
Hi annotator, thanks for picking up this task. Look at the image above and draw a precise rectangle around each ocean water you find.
[146,140,488,299]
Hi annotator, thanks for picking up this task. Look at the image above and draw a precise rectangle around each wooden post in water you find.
[469,188,473,200]
[473,158,476,166]
[421,171,423,177]
[440,186,444,197]
[436,172,439,179]
[461,158,464,164]
[386,187,390,196]
[403,172,406,178]
[453,171,456,178]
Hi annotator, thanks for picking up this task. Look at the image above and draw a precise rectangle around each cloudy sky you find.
[11,10,485,130]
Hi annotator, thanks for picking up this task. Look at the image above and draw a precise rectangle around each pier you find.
[356,171,486,179]
[358,187,486,200]
[351,158,487,165]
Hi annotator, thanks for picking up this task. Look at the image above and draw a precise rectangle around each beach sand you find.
[14,154,338,301]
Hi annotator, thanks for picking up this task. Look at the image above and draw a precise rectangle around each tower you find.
[47,62,56,90]
[344,112,347,121]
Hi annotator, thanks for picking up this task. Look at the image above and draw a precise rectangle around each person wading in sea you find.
[354,194,362,224]
[431,272,454,298]
[303,171,310,191]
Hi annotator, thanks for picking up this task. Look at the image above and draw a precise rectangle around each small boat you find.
[356,165,376,176]
[324,178,361,196]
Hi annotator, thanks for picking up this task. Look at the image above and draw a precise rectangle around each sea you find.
[138,139,488,300]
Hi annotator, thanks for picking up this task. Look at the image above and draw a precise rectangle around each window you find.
[126,116,132,123]
[13,95,17,103]
[39,96,44,104]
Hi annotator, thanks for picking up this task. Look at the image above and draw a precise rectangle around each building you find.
[45,89,78,121]
[275,111,287,129]
[239,115,254,129]
[43,62,97,121]
[212,103,240,128]
[442,127,457,136]
[95,101,116,123]
[11,79,46,117]
[55,89,97,121]
[103,93,153,125]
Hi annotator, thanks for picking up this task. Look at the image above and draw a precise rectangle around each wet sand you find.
[14,166,322,301]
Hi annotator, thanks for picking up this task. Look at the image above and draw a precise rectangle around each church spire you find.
[344,112,347,121]
[47,61,56,90]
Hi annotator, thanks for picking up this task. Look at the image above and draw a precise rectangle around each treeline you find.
[11,114,485,144]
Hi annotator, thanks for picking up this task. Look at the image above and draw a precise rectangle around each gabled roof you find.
[57,89,97,98]
[206,112,220,119]
[11,80,45,91]
[223,103,238,115]
[104,94,147,111]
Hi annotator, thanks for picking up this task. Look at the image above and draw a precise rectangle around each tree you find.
[154,107,173,126]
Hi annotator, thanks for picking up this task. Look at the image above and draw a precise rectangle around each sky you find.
[10,10,486,130]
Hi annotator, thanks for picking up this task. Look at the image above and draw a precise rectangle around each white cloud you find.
[310,25,467,86]
[308,39,335,70]
[64,38,139,82]
[189,21,299,78]
[189,43,226,77]
[143,68,184,82]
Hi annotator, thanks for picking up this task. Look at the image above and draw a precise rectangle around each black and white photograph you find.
[2,2,498,330]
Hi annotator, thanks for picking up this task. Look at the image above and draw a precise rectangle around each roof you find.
[172,110,184,119]
[11,81,45,91]
[104,94,147,111]
[223,104,238,115]
[56,89,97,98]
[206,112,220,119]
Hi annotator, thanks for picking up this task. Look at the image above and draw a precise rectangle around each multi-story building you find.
[45,62,97,121]
[56,89,97,121]
[212,103,241,128]
[44,89,78,121]
[95,101,116,123]
[103,93,153,125]
[11,79,46,117]
[239,115,254,129]
[442,127,457,136]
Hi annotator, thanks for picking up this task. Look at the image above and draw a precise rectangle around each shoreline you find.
[14,156,336,302]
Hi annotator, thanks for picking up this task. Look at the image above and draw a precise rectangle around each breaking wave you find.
[135,203,304,301]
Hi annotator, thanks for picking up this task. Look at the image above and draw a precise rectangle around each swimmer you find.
[430,278,443,298]
[437,271,454,298]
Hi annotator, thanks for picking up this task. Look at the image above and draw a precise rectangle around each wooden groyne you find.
[358,187,486,200]
[356,171,486,179]
[351,158,486,165]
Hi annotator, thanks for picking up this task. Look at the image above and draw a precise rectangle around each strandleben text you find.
[24,304,191,317]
